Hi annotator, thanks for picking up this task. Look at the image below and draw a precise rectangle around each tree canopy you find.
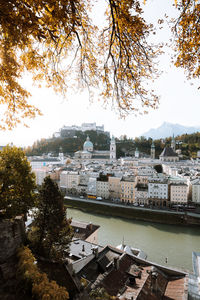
[0,0,199,129]
[173,0,200,79]
[0,145,36,218]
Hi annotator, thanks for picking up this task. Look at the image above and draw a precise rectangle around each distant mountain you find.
[142,122,200,139]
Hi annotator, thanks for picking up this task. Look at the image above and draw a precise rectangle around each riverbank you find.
[64,197,200,226]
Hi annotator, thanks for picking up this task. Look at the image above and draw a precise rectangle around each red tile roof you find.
[163,276,188,300]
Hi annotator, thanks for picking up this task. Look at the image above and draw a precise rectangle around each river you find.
[67,208,200,272]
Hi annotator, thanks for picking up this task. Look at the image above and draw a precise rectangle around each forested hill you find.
[25,131,200,159]
[25,131,110,156]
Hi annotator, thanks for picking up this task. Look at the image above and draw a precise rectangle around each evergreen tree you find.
[30,176,73,261]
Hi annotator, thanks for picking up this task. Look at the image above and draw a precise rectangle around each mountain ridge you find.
[142,122,200,139]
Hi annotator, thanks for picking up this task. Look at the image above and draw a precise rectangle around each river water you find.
[67,208,200,272]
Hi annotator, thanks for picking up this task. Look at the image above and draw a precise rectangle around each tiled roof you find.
[163,276,188,300]
[71,220,100,240]
[76,245,188,300]
[160,147,178,157]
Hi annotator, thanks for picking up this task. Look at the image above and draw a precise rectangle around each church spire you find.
[151,140,155,159]
[171,134,176,152]
[110,136,116,160]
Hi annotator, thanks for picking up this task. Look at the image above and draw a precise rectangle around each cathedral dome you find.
[83,136,93,152]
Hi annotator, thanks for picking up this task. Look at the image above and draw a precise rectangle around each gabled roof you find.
[76,244,188,299]
[160,147,178,157]
[71,220,100,240]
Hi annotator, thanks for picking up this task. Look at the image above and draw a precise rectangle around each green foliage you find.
[0,0,160,129]
[26,130,110,156]
[17,246,69,299]
[90,287,117,300]
[29,176,73,261]
[154,164,163,173]
[26,131,200,160]
[0,145,36,218]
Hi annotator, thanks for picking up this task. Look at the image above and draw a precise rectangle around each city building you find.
[53,122,109,138]
[191,178,200,203]
[170,182,188,204]
[109,176,121,200]
[71,220,100,244]
[148,177,169,206]
[96,174,110,199]
[29,156,63,169]
[87,177,97,196]
[74,135,116,161]
[135,184,148,205]
[74,245,188,300]
[159,146,179,162]
[135,147,139,158]
[60,171,80,192]
[33,167,50,185]
[120,176,136,203]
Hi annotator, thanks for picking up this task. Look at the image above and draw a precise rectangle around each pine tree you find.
[30,176,73,261]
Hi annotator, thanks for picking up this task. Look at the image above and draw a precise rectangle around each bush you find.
[17,246,69,300]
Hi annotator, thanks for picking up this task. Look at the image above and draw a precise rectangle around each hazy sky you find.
[1,0,200,147]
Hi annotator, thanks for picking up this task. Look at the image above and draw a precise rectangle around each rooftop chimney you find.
[113,256,120,270]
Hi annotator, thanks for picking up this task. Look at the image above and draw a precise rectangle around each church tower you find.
[151,141,155,159]
[110,136,116,160]
[171,134,176,152]
[59,147,64,164]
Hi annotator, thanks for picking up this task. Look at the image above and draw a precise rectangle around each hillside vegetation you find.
[25,131,200,159]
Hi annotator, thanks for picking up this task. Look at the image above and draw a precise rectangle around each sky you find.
[1,0,200,147]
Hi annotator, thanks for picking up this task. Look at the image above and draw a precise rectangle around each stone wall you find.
[0,216,26,299]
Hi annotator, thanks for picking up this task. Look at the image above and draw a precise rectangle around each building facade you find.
[74,135,116,161]
[96,175,110,199]
[192,179,200,203]
[120,176,136,203]
[148,178,169,206]
[60,171,80,192]
[159,146,179,162]
[170,183,188,204]
[109,176,121,200]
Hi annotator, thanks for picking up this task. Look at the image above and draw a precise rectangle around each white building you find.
[54,123,105,138]
[148,178,168,203]
[96,175,110,199]
[109,176,121,200]
[135,148,139,158]
[192,179,200,203]
[162,164,179,176]
[87,177,97,196]
[137,166,156,177]
[135,184,148,205]
[29,157,63,169]
[74,135,116,161]
[33,167,49,185]
[120,176,136,203]
[170,183,188,204]
[81,122,104,132]
[60,171,80,190]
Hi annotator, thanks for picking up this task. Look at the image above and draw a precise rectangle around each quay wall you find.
[64,198,200,226]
